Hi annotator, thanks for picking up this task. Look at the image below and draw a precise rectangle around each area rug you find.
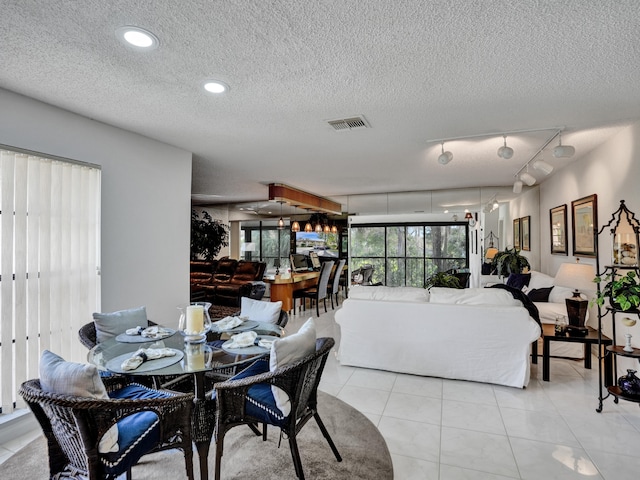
[0,391,393,479]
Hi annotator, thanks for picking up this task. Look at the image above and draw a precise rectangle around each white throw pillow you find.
[528,271,555,290]
[269,318,316,416]
[93,306,148,343]
[549,286,576,303]
[429,287,520,306]
[240,297,282,323]
[348,286,429,302]
[39,350,119,453]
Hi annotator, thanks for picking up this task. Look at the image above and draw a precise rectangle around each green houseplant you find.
[490,247,531,277]
[425,271,461,290]
[592,270,640,312]
[190,210,229,261]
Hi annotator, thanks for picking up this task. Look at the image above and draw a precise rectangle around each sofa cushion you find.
[549,286,576,303]
[527,286,554,302]
[535,301,569,324]
[506,273,531,290]
[212,258,237,282]
[269,318,316,416]
[527,271,555,290]
[231,260,262,282]
[93,306,148,344]
[190,271,212,284]
[430,287,521,306]
[241,297,282,323]
[348,286,430,302]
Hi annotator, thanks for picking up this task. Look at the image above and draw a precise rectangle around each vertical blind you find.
[0,147,101,414]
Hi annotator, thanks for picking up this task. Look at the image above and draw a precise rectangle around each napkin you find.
[214,316,243,331]
[124,326,172,338]
[257,337,276,349]
[225,331,258,349]
[121,347,176,371]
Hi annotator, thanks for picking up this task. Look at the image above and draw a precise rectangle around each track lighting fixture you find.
[519,167,536,186]
[553,133,575,158]
[438,142,453,165]
[497,136,514,159]
[513,180,523,194]
[532,158,554,175]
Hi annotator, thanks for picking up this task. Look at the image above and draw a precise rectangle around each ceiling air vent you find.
[327,115,371,132]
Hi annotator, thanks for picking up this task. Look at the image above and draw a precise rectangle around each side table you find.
[542,325,613,385]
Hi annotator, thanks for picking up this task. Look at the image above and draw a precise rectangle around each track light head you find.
[438,142,453,165]
[552,134,575,158]
[519,171,536,186]
[513,180,523,194]
[532,159,554,175]
[497,136,514,159]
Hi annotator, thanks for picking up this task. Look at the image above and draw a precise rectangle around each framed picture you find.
[521,216,531,251]
[571,194,598,257]
[550,204,568,255]
[513,218,520,250]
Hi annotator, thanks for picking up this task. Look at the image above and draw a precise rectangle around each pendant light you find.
[277,202,285,230]
[315,222,323,234]
[331,224,338,234]
[323,223,331,233]
[291,205,300,233]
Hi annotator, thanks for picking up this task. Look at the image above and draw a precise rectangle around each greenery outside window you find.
[350,223,468,287]
[241,221,290,271]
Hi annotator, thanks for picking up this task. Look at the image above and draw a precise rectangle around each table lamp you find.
[553,260,596,336]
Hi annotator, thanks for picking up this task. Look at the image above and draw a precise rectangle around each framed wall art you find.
[571,194,598,257]
[513,218,520,250]
[521,216,531,251]
[550,204,568,255]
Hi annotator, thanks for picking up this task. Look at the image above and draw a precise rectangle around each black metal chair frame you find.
[212,337,341,480]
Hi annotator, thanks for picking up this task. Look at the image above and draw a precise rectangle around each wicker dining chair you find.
[211,337,341,480]
[19,376,195,480]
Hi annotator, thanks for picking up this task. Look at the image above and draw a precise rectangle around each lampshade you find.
[532,159,554,175]
[277,217,285,230]
[553,261,596,293]
[519,171,536,186]
[304,222,313,232]
[331,224,338,234]
[323,224,331,233]
[464,212,473,220]
[315,223,322,234]
[513,180,523,193]
[291,220,300,232]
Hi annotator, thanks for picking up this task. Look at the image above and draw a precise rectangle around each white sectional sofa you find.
[335,286,541,388]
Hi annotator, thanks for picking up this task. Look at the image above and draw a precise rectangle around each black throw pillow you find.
[527,286,554,303]
[506,273,531,290]
[481,262,496,275]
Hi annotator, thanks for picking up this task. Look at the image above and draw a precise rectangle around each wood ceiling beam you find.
[268,183,342,215]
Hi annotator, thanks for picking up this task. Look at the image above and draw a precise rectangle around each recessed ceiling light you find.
[116,26,159,50]
[203,80,230,94]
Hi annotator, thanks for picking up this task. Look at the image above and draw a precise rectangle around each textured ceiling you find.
[1,1,639,213]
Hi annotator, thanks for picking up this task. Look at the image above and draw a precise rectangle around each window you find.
[0,147,100,414]
[349,223,468,287]
[241,221,290,271]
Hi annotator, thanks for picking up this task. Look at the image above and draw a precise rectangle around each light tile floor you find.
[4,300,640,479]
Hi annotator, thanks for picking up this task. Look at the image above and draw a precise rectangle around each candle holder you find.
[184,342,213,371]
[622,316,637,353]
[178,302,212,343]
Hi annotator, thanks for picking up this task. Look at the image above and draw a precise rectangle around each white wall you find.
[533,121,640,371]
[507,187,541,271]
[0,89,192,326]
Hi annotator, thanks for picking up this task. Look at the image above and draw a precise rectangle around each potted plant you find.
[592,270,640,312]
[190,210,229,261]
[425,271,461,290]
[490,247,531,278]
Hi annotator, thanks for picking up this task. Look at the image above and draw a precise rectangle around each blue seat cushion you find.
[100,385,169,476]
[216,359,288,427]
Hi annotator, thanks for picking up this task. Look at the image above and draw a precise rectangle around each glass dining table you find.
[88,321,284,480]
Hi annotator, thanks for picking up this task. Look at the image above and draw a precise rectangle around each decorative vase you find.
[617,369,640,397]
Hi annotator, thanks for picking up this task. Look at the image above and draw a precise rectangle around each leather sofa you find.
[191,258,267,307]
